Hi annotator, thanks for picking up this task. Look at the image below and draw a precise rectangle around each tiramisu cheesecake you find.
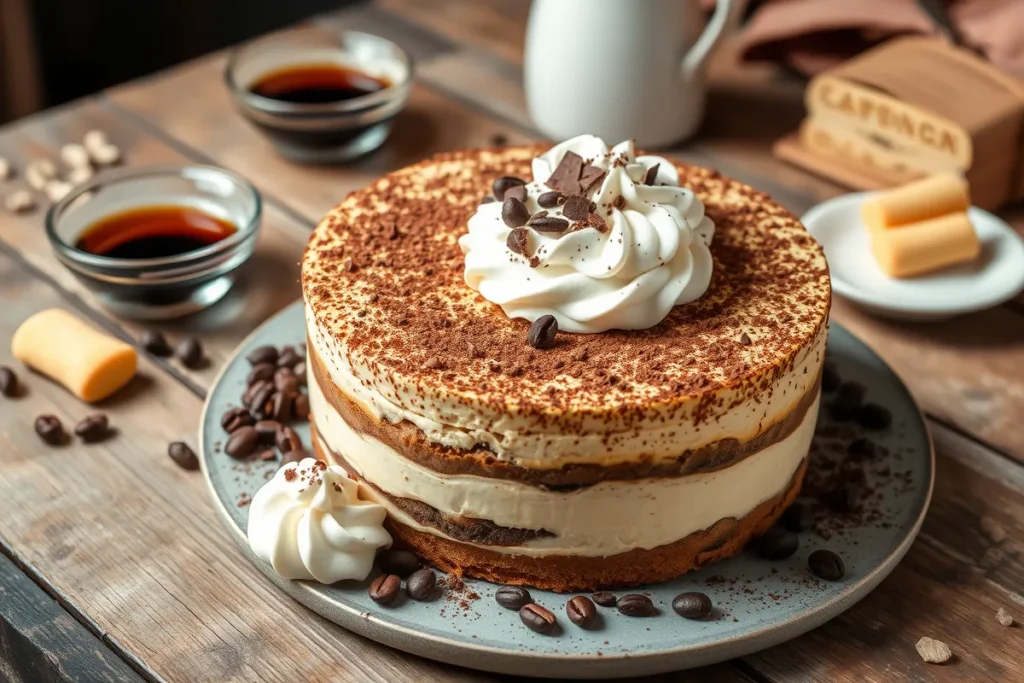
[301,135,830,592]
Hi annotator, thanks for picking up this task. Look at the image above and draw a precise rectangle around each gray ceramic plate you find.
[200,302,934,679]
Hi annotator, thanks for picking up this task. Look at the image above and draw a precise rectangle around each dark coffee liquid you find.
[249,63,390,104]
[75,205,237,259]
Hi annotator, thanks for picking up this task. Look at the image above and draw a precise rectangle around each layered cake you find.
[301,136,830,592]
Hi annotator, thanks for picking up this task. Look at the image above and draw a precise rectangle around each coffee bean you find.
[406,568,436,600]
[280,448,308,466]
[821,364,841,392]
[221,407,253,434]
[495,585,532,611]
[492,176,526,202]
[591,591,616,607]
[506,227,529,255]
[247,363,275,385]
[168,441,199,470]
[501,197,530,228]
[757,525,799,560]
[139,330,171,356]
[0,366,19,397]
[828,382,864,421]
[825,485,856,513]
[809,549,846,581]
[246,345,278,366]
[377,549,420,577]
[175,337,205,369]
[672,592,713,619]
[519,603,556,633]
[253,419,282,443]
[527,315,558,349]
[247,382,275,420]
[74,413,110,443]
[293,362,307,385]
[848,437,876,458]
[277,345,302,369]
[34,414,65,445]
[528,216,569,233]
[242,379,271,405]
[537,191,565,208]
[369,574,401,605]
[275,426,303,455]
[270,391,294,423]
[616,594,656,617]
[225,426,258,459]
[566,596,597,628]
[856,403,892,430]
[273,370,298,396]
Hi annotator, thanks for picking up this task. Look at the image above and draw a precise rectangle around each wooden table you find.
[1,2,1022,681]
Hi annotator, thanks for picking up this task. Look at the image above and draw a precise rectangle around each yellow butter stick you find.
[861,173,969,231]
[12,309,137,402]
[871,212,980,278]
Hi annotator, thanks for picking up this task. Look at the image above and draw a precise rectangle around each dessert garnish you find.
[566,596,597,628]
[807,549,846,581]
[369,574,401,604]
[461,134,715,333]
[526,314,558,349]
[672,592,713,619]
[405,568,436,600]
[495,586,531,611]
[519,603,556,633]
[616,593,657,617]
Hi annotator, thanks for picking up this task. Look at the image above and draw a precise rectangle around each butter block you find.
[861,173,969,231]
[12,309,137,402]
[871,212,980,278]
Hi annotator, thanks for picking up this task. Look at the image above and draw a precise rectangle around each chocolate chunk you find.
[504,184,527,202]
[168,441,199,471]
[246,345,278,366]
[825,485,856,513]
[274,367,299,394]
[821,364,841,392]
[856,403,892,430]
[546,150,584,195]
[0,366,18,397]
[293,361,307,385]
[828,382,864,421]
[616,594,656,617]
[808,549,846,581]
[270,391,294,422]
[276,345,302,369]
[175,337,205,369]
[527,315,558,350]
[672,592,713,619]
[562,194,591,221]
[848,437,876,458]
[492,176,526,202]
[369,574,401,605]
[275,425,302,455]
[501,197,530,228]
[495,586,532,611]
[579,164,605,191]
[225,426,258,459]
[506,227,529,256]
[585,213,608,233]
[34,414,65,445]
[247,363,275,385]
[566,596,597,628]
[591,591,616,607]
[781,502,813,533]
[406,568,436,600]
[378,549,420,577]
[139,330,171,356]
[221,407,253,433]
[519,603,556,633]
[247,382,275,420]
[74,413,110,443]
[643,163,660,186]
[537,191,565,208]
[757,525,799,560]
[254,419,281,443]
[528,216,569,233]
[293,393,310,421]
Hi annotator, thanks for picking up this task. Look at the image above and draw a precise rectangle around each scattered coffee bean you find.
[253,419,282,443]
[519,603,556,633]
[566,596,597,628]
[915,636,952,664]
[257,448,276,461]
[275,425,302,455]
[537,191,565,208]
[495,585,532,611]
[616,594,656,617]
[293,361,307,385]
[0,366,18,397]
[501,197,530,228]
[168,441,199,470]
[781,501,813,533]
[378,549,420,577]
[848,437,876,458]
[34,414,65,445]
[757,525,799,560]
[369,574,401,605]
[528,216,569,233]
[277,345,302,368]
[175,337,205,369]
[527,315,558,349]
[243,379,271,405]
[274,367,299,394]
[821,364,841,392]
[221,407,253,434]
[492,176,526,202]
[280,448,308,466]
[672,592,713,619]
[506,227,529,256]
[856,403,892,430]
[139,330,171,356]
[828,382,864,421]
[270,391,294,422]
[591,591,616,607]
[406,568,436,600]
[825,484,856,513]
[247,363,275,385]
[246,345,278,366]
[225,425,258,459]
[247,382,275,420]
[995,607,1014,627]
[808,549,845,581]
[74,414,110,443]
[293,393,310,421]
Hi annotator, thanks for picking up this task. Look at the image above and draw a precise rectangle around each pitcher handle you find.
[682,0,745,80]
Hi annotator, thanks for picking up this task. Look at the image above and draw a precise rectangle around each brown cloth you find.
[705,0,1024,77]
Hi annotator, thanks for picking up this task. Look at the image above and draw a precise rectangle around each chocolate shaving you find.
[643,163,660,186]
[506,227,529,256]
[562,195,591,221]
[613,195,627,210]
[585,213,608,233]
[579,165,606,191]
[546,151,584,195]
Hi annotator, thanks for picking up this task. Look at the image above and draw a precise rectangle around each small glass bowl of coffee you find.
[225,27,414,163]
[46,165,262,320]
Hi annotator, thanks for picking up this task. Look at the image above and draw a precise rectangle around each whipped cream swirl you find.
[459,135,714,333]
[248,458,391,584]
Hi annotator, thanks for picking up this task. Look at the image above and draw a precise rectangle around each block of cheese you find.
[12,309,137,402]
[871,212,980,278]
[861,173,969,231]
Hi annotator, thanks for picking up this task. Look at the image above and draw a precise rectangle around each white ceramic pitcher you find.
[525,0,743,147]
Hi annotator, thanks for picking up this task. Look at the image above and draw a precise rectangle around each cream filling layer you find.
[310,368,818,558]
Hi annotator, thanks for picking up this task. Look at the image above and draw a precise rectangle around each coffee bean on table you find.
[276,345,301,369]
[527,315,558,349]
[175,337,205,369]
[221,407,253,434]
[808,549,846,581]
[520,603,556,633]
[378,549,420,577]
[591,591,616,607]
[821,364,841,393]
[253,419,281,443]
[0,366,19,397]
[848,437,876,458]
[672,592,713,619]
[369,574,401,605]
[247,363,275,385]
[495,586,531,611]
[246,345,278,366]
[275,426,303,455]
[616,594,656,617]
[293,393,310,421]
[139,330,172,356]
[781,501,813,533]
[34,414,65,445]
[74,414,110,443]
[225,425,258,459]
[492,176,526,202]
[168,441,199,470]
[757,525,799,560]
[566,596,597,628]
[856,403,892,430]
[406,568,436,600]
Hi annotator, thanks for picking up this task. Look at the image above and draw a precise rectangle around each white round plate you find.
[803,192,1024,320]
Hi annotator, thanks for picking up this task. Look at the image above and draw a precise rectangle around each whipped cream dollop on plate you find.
[247,458,391,584]
[460,135,715,333]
